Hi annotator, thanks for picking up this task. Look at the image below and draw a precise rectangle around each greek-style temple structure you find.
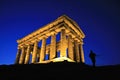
[15,15,85,64]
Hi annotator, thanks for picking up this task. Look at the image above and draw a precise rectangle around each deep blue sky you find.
[0,0,120,66]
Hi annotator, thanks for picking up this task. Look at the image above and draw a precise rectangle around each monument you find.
[15,15,85,64]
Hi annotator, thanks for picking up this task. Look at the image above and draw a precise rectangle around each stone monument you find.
[15,15,85,64]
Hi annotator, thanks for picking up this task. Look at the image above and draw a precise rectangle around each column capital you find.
[77,38,84,44]
[42,34,48,39]
[50,31,57,35]
[26,43,31,46]
[33,38,39,42]
[67,34,74,42]
[78,41,84,45]
[20,46,25,48]
[18,45,24,49]
[74,37,81,42]
[60,27,66,31]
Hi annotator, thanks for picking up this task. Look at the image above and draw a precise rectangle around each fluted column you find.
[50,33,56,59]
[24,45,31,64]
[60,29,67,57]
[74,40,80,62]
[32,41,38,63]
[68,35,74,60]
[79,43,85,63]
[15,48,21,64]
[19,47,25,64]
[39,37,46,62]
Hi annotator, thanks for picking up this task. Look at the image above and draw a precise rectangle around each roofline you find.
[17,15,85,43]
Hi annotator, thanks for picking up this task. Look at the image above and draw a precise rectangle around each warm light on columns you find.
[15,15,85,64]
[32,41,38,63]
[79,43,85,63]
[19,46,25,64]
[68,35,74,60]
[50,33,56,59]
[60,29,67,57]
[74,40,80,62]
[24,45,31,64]
[15,48,21,64]
[39,37,46,62]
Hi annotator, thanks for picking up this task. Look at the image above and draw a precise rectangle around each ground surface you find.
[0,61,120,80]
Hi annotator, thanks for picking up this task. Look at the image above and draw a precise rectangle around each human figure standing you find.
[89,50,96,67]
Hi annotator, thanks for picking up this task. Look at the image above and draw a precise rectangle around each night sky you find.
[0,0,120,66]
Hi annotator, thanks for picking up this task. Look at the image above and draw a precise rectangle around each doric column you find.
[79,43,85,63]
[32,41,38,63]
[60,29,67,57]
[24,45,31,64]
[74,40,80,62]
[50,33,56,59]
[68,35,74,60]
[39,37,46,62]
[19,47,25,64]
[15,48,21,64]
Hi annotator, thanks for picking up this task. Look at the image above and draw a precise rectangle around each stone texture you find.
[15,15,85,64]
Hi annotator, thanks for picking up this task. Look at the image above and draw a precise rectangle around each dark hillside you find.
[0,61,120,80]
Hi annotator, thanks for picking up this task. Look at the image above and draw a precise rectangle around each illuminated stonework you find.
[15,15,85,64]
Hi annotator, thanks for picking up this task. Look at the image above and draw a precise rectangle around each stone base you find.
[35,57,75,64]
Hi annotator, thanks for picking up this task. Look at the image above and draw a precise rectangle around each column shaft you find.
[32,41,38,63]
[19,47,25,64]
[60,29,67,57]
[24,45,31,64]
[15,48,21,64]
[39,37,46,62]
[79,44,85,63]
[74,40,80,62]
[50,33,56,59]
[68,35,74,60]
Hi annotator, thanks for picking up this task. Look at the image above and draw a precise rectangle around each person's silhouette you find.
[89,50,96,67]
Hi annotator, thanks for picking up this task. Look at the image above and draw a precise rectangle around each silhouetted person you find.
[89,50,96,67]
